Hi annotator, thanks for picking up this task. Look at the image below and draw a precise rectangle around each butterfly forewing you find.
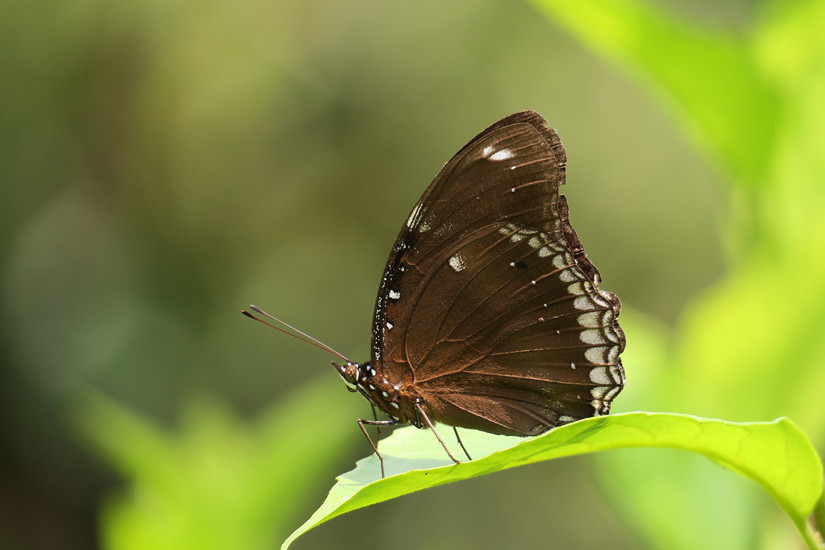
[370,111,624,436]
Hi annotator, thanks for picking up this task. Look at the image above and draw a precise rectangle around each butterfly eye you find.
[333,361,360,392]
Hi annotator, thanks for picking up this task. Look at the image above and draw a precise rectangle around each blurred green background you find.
[3,0,824,549]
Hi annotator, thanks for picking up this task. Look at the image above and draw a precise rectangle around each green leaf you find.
[282,413,823,549]
[74,378,361,550]
[527,0,779,187]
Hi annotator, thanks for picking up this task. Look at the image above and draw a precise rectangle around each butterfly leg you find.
[453,427,472,461]
[357,417,398,478]
[414,401,460,465]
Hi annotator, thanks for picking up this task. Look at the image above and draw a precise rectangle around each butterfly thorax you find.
[333,361,420,426]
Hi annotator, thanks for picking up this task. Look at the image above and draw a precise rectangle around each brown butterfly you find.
[246,111,625,476]
[328,111,626,475]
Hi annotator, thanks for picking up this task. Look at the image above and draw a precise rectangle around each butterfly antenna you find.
[241,304,351,363]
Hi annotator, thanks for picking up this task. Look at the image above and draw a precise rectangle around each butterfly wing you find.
[371,111,625,435]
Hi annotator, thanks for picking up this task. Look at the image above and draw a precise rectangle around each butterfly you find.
[328,111,626,476]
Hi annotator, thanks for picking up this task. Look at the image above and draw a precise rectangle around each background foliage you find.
[2,0,823,549]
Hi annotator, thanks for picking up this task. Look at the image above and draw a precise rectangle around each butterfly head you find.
[333,361,363,393]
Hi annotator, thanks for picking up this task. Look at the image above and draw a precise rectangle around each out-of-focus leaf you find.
[75,377,359,550]
[528,0,779,186]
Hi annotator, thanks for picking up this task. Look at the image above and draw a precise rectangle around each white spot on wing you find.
[580,329,606,345]
[559,269,577,283]
[605,385,622,400]
[589,366,611,385]
[389,289,401,300]
[489,149,514,161]
[585,347,607,363]
[609,365,623,384]
[577,312,600,327]
[574,296,593,311]
[406,203,423,229]
[604,327,621,344]
[591,292,611,308]
[449,253,467,272]
[591,386,609,399]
